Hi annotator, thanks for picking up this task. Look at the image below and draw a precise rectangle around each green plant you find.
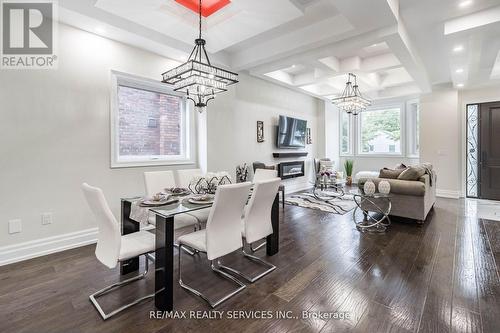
[344,159,354,177]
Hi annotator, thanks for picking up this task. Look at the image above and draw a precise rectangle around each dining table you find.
[119,192,280,311]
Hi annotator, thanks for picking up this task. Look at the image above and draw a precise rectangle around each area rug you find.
[285,192,357,215]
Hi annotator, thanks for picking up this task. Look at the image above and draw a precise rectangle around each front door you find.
[480,102,500,200]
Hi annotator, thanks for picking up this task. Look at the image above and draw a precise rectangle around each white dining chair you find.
[219,178,281,283]
[143,171,200,255]
[177,182,252,307]
[176,168,210,224]
[144,170,177,197]
[176,168,203,189]
[81,183,155,320]
[253,168,278,183]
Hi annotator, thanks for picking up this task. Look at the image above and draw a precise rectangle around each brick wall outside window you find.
[118,85,182,157]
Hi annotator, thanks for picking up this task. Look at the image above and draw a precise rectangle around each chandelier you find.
[161,0,238,113]
[332,73,371,115]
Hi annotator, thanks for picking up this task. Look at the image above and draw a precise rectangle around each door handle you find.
[481,151,487,167]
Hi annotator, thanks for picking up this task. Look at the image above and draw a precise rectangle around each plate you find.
[188,198,214,205]
[188,194,214,205]
[140,198,179,207]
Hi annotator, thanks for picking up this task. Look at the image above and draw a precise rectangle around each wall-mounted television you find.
[277,115,307,149]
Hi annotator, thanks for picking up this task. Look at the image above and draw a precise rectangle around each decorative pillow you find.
[319,160,334,173]
[394,163,407,170]
[398,166,426,181]
[379,168,406,179]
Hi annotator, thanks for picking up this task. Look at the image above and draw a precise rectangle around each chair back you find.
[81,183,121,268]
[253,168,278,183]
[205,182,252,260]
[144,171,176,197]
[243,178,281,244]
[177,169,202,188]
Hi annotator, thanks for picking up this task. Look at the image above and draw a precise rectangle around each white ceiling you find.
[58,0,500,101]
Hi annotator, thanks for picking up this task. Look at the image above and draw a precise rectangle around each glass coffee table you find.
[353,193,392,233]
[313,178,347,201]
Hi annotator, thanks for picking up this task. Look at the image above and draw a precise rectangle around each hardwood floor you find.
[1,197,500,333]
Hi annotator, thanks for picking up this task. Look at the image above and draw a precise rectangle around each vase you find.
[346,176,352,185]
[378,180,391,195]
[364,179,376,195]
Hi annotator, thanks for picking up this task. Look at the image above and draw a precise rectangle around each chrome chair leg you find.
[89,255,155,320]
[250,241,266,252]
[218,240,276,283]
[178,244,246,308]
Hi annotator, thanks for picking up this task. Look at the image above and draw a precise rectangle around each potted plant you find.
[344,159,354,185]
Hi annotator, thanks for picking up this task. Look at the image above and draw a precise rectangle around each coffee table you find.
[353,193,392,233]
[313,178,347,200]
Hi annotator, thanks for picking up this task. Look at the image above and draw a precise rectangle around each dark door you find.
[480,102,500,200]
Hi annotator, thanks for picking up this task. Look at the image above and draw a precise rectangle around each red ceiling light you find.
[175,0,230,17]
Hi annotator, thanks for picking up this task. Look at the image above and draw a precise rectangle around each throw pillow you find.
[379,168,405,179]
[398,166,426,181]
[394,163,407,170]
[319,160,334,173]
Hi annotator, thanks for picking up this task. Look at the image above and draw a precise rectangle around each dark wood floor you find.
[1,197,500,333]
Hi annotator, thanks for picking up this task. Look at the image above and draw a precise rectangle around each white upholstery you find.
[242,178,281,244]
[119,231,156,261]
[177,229,207,252]
[253,169,278,183]
[144,171,176,197]
[176,168,203,188]
[82,183,154,269]
[178,182,252,260]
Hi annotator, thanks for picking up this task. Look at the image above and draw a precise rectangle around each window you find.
[111,72,192,168]
[359,108,402,155]
[341,111,352,155]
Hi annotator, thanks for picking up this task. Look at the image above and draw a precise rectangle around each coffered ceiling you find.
[58,0,500,101]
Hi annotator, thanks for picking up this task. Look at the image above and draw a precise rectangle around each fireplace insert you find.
[278,161,305,179]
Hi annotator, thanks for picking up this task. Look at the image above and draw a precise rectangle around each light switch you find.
[8,219,22,234]
[41,212,53,225]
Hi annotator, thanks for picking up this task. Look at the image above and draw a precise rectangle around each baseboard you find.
[0,228,98,266]
[436,189,461,199]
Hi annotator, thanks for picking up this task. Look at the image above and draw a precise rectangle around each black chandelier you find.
[332,73,371,115]
[161,0,238,113]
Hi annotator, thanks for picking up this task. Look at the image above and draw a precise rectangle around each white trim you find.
[436,189,461,199]
[0,228,98,266]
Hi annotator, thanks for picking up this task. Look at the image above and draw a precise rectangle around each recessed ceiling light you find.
[457,83,465,88]
[94,26,105,34]
[291,65,296,68]
[456,68,464,73]
[453,45,464,53]
[371,43,378,47]
[458,0,473,8]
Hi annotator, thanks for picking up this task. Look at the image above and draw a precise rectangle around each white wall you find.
[420,87,461,197]
[207,73,324,193]
[0,24,202,250]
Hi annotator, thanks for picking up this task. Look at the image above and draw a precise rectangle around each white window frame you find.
[110,71,194,168]
[338,99,420,158]
[406,99,420,158]
[340,111,354,156]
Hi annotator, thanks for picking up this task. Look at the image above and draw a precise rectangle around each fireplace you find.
[278,161,305,179]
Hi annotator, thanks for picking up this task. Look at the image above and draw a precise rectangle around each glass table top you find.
[122,197,212,218]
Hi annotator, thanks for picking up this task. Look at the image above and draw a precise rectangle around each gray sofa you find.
[359,167,436,224]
